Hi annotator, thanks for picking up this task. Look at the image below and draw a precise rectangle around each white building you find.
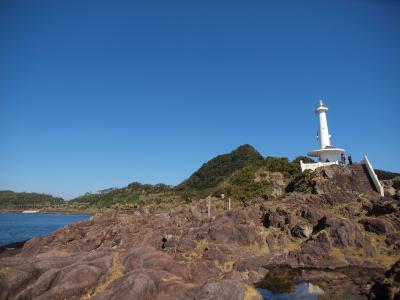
[301,100,345,172]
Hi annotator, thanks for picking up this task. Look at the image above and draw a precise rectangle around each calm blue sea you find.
[0,213,90,246]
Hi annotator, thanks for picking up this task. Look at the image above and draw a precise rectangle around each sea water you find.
[0,212,90,246]
[257,282,324,300]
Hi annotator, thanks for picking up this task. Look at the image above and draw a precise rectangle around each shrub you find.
[285,170,315,193]
[226,165,272,205]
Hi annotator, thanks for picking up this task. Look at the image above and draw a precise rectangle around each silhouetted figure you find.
[341,152,346,165]
[348,154,353,165]
[325,158,330,162]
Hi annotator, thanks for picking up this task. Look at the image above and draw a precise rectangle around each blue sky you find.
[1,0,399,199]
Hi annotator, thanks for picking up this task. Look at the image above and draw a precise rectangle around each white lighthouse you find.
[299,100,385,196]
[316,100,331,150]
[301,100,345,172]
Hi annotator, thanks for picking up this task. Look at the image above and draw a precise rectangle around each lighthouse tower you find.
[316,100,331,150]
[301,100,345,172]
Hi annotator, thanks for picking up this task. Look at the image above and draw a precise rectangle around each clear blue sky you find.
[1,0,399,199]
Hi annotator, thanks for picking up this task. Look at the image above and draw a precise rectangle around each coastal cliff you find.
[1,164,399,299]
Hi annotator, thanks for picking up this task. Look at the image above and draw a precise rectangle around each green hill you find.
[176,144,264,190]
[0,191,64,210]
[68,145,314,209]
[1,145,318,211]
[69,144,265,209]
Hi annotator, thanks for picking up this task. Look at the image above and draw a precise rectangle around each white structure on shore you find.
[301,100,345,172]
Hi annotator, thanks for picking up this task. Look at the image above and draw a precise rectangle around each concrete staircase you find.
[348,163,377,193]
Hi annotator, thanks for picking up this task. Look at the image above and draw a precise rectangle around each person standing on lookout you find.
[341,152,346,165]
[348,154,353,165]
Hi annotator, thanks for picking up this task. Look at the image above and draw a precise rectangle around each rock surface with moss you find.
[1,163,399,299]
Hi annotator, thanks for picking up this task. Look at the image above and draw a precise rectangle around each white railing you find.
[300,160,338,172]
[360,155,384,196]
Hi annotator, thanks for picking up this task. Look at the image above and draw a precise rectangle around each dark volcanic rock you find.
[291,223,313,238]
[300,208,323,225]
[262,208,289,229]
[361,218,389,234]
[366,198,398,216]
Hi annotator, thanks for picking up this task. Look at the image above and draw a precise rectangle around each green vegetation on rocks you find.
[225,165,273,205]
[285,170,315,193]
[69,182,172,209]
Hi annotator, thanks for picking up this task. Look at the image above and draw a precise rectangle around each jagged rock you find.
[381,176,400,198]
[365,198,398,216]
[385,233,400,253]
[288,236,347,269]
[360,218,389,234]
[262,209,289,229]
[291,223,313,238]
[344,202,364,216]
[370,260,400,300]
[299,208,322,225]
[289,164,379,200]
[328,217,364,248]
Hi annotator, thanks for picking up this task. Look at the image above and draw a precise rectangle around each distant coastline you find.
[0,209,93,215]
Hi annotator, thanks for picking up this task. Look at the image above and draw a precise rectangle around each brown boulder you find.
[360,218,389,235]
[327,217,364,248]
[94,270,157,300]
[365,198,398,216]
[196,279,262,300]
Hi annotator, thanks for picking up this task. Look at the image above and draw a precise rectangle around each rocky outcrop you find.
[288,164,378,197]
[370,260,400,299]
[382,176,400,200]
[1,165,399,299]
